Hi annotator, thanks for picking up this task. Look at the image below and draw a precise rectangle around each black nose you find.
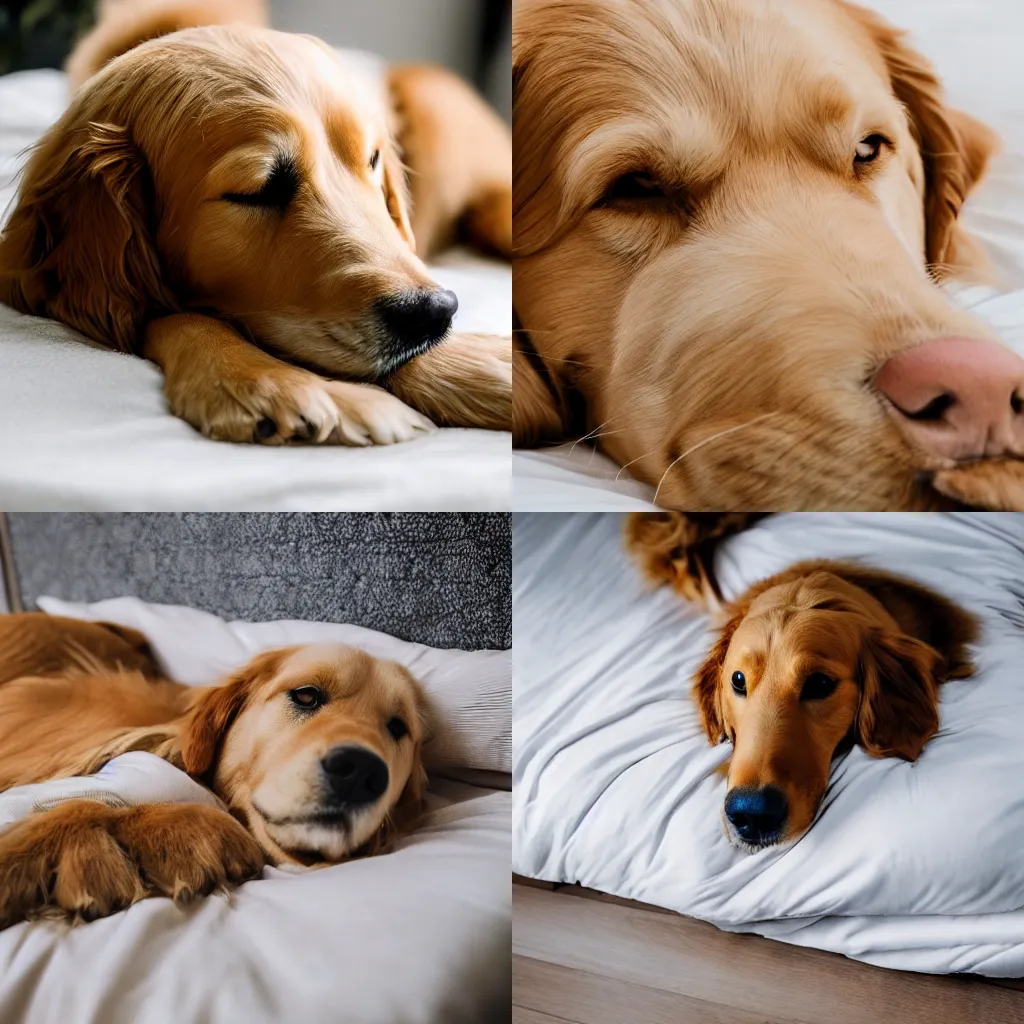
[723,786,788,845]
[320,745,389,805]
[376,288,458,361]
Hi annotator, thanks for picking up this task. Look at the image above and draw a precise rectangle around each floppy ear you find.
[856,630,942,760]
[364,740,427,856]
[179,649,288,777]
[0,117,175,353]
[840,1,998,272]
[692,609,746,744]
[382,141,416,251]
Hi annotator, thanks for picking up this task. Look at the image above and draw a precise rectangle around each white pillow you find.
[37,596,511,776]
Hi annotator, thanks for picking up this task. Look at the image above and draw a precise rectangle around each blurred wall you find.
[269,0,483,80]
[268,0,509,120]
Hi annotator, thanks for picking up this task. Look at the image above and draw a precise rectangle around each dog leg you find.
[0,800,264,929]
[389,65,511,260]
[388,332,511,430]
[931,459,1024,510]
[144,313,435,445]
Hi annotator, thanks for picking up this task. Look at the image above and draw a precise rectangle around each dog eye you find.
[854,134,889,165]
[386,716,408,740]
[602,172,666,205]
[731,671,746,696]
[222,156,300,211]
[369,149,380,171]
[289,686,324,709]
[801,673,838,700]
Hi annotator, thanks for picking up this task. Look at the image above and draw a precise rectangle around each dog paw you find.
[166,361,343,445]
[0,800,146,927]
[114,803,265,903]
[931,459,1024,511]
[321,381,436,446]
[0,800,265,929]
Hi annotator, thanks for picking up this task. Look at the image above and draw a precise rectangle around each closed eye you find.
[222,156,300,211]
[600,172,667,206]
[369,149,380,171]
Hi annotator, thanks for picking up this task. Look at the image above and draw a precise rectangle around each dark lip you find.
[378,328,451,379]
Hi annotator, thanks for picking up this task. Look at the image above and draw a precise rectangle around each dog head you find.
[180,644,427,864]
[0,26,456,379]
[693,561,976,849]
[513,0,1024,509]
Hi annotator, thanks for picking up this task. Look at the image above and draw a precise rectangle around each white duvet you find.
[513,511,1024,976]
[513,0,1024,510]
[0,69,511,511]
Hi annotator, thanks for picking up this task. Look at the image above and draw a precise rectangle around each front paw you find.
[931,459,1024,510]
[166,360,343,446]
[0,800,265,929]
[321,381,436,445]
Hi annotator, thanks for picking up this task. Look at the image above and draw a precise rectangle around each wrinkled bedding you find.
[513,511,1024,976]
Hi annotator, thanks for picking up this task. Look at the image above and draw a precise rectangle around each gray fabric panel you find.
[5,514,510,650]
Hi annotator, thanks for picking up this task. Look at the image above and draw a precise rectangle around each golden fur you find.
[0,0,512,444]
[0,614,427,926]
[512,0,1024,510]
[626,539,977,848]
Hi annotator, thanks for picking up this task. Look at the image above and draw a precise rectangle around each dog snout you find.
[874,337,1024,462]
[376,288,458,350]
[723,785,788,846]
[320,745,389,805]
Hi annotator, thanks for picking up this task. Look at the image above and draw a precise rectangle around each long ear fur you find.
[0,117,176,353]
[857,630,942,760]
[179,649,290,777]
[692,608,747,744]
[362,740,427,856]
[381,141,416,251]
[840,0,998,273]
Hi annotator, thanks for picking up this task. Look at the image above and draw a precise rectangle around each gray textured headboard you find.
[1,514,510,650]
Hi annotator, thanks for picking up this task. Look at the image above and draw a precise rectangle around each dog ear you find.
[0,116,175,353]
[840,0,998,272]
[381,141,416,251]
[856,630,942,760]
[180,649,288,777]
[364,741,427,856]
[693,610,746,744]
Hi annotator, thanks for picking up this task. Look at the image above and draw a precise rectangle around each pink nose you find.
[874,337,1024,462]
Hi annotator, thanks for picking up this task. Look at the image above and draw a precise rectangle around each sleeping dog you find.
[0,0,511,445]
[627,513,977,849]
[0,613,426,927]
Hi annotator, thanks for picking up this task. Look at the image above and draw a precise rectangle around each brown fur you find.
[0,616,427,927]
[511,0,1023,510]
[689,561,976,845]
[0,0,512,445]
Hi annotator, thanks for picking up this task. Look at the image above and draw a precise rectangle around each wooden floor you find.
[512,881,1024,1024]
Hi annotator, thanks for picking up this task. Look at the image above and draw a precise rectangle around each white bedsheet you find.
[512,0,1024,509]
[0,70,511,511]
[513,511,1024,976]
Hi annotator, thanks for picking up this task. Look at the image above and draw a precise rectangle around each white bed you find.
[513,511,1024,976]
[512,0,1024,510]
[0,69,511,511]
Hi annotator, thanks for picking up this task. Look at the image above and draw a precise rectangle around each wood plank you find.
[513,884,1024,1024]
[513,1006,577,1024]
[515,955,788,1024]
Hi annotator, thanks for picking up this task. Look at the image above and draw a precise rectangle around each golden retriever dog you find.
[513,0,1024,510]
[0,613,426,927]
[0,0,512,445]
[627,531,977,848]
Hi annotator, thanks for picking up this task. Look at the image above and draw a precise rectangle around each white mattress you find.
[0,70,511,511]
[512,0,1024,509]
[513,511,1024,976]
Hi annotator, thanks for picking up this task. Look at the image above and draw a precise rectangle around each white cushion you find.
[514,511,1024,977]
[37,596,511,776]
